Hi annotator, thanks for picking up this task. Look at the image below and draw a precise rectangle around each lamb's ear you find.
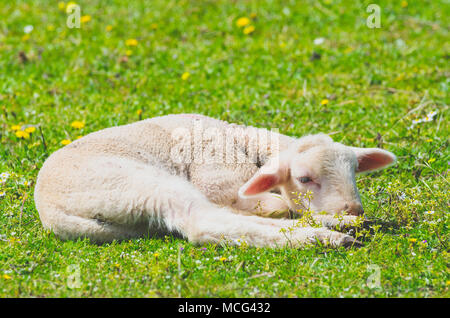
[351,147,396,173]
[238,158,289,198]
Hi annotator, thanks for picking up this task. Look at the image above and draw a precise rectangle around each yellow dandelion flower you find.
[25,126,36,133]
[425,139,433,143]
[409,238,417,243]
[58,2,66,11]
[344,47,354,54]
[106,25,113,32]
[219,257,227,262]
[446,281,450,286]
[243,25,255,35]
[401,1,408,8]
[71,121,85,129]
[250,13,257,19]
[47,25,55,31]
[136,109,143,116]
[125,38,138,46]
[236,17,251,28]
[125,50,133,56]
[66,2,78,13]
[153,252,160,258]
[22,34,30,41]
[2,274,12,280]
[321,99,329,105]
[9,237,19,243]
[427,158,436,163]
[11,125,22,131]
[80,15,91,23]
[61,139,71,145]
[181,72,190,81]
[76,136,83,140]
[15,130,30,139]
[151,23,158,30]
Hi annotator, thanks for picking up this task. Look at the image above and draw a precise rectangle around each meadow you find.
[0,0,448,297]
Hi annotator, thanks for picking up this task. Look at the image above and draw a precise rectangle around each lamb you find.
[34,114,396,248]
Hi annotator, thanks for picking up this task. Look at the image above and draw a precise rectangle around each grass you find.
[0,0,449,297]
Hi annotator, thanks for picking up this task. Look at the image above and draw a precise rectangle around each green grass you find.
[0,0,449,297]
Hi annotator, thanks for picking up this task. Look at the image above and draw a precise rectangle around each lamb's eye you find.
[299,177,312,183]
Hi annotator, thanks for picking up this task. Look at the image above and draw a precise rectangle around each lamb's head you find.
[238,134,396,216]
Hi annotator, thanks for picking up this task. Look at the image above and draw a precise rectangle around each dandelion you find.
[80,15,91,23]
[24,126,36,133]
[321,99,329,105]
[136,109,143,116]
[428,158,436,163]
[71,121,85,129]
[236,17,250,27]
[106,25,113,32]
[76,136,83,140]
[2,274,12,280]
[61,139,71,145]
[151,23,158,30]
[0,191,5,198]
[401,1,408,8]
[219,257,227,262]
[243,25,255,35]
[153,252,160,258]
[425,138,433,143]
[58,1,66,11]
[125,50,133,56]
[9,237,19,244]
[15,130,30,139]
[181,72,190,81]
[125,38,138,46]
[409,238,417,243]
[11,125,22,131]
[21,34,30,41]
[47,25,55,31]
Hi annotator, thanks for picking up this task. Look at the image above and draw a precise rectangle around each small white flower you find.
[424,210,435,215]
[24,25,34,34]
[313,37,325,45]
[0,191,5,198]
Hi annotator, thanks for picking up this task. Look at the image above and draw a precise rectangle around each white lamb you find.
[34,114,396,248]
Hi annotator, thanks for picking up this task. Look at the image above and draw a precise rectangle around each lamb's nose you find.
[344,203,364,216]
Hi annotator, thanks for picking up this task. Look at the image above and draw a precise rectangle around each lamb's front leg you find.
[183,207,360,248]
[311,214,368,230]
